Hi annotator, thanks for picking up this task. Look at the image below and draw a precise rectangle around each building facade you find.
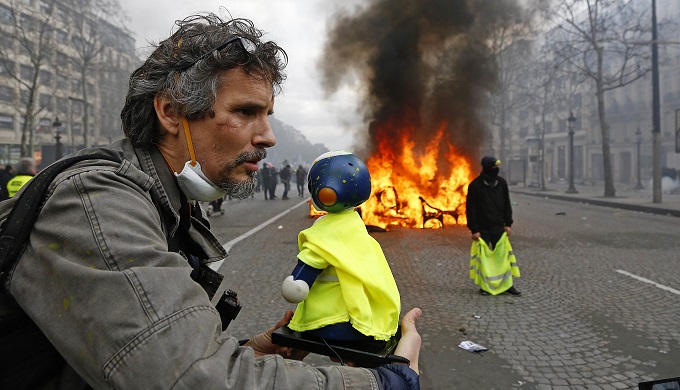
[0,0,139,168]
[500,0,680,188]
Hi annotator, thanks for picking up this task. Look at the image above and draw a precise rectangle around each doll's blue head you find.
[308,151,372,213]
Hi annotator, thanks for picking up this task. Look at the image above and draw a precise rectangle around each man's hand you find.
[471,232,481,241]
[245,310,309,360]
[393,308,422,374]
[504,226,512,237]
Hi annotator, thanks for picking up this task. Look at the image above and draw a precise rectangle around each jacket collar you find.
[135,145,183,238]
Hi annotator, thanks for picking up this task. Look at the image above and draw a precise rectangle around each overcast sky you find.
[119,0,362,151]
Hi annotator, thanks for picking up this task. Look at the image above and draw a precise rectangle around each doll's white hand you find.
[281,276,309,303]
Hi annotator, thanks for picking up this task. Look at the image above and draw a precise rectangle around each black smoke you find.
[320,0,524,175]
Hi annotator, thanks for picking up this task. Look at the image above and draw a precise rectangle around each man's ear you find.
[154,94,181,136]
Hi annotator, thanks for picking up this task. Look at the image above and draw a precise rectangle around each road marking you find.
[616,269,680,295]
[209,199,309,271]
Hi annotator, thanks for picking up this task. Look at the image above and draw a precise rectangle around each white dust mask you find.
[175,160,226,202]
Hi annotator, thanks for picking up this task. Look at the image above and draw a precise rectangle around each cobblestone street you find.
[209,190,680,389]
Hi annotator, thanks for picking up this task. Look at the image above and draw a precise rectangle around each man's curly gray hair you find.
[121,13,288,147]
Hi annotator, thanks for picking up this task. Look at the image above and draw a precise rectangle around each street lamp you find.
[566,112,578,194]
[635,128,644,189]
[53,117,63,161]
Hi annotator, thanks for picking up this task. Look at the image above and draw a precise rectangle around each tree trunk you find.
[21,74,41,157]
[596,48,616,197]
[81,70,89,148]
[499,99,507,164]
[539,111,547,190]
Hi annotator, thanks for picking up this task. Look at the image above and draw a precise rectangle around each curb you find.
[511,190,680,218]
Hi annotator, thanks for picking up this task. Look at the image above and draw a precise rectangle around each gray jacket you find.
[0,139,381,389]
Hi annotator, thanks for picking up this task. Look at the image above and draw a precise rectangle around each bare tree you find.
[487,25,533,165]
[550,0,651,197]
[525,55,560,190]
[0,0,57,157]
[525,46,582,190]
[65,0,126,148]
[485,1,550,165]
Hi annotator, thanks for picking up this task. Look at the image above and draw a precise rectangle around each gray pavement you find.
[208,187,680,390]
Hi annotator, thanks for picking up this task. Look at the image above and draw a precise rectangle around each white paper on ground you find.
[458,341,488,352]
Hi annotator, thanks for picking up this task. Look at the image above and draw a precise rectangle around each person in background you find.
[0,12,422,389]
[268,162,278,199]
[466,156,521,296]
[260,162,272,199]
[6,157,36,198]
[254,167,262,193]
[0,163,15,200]
[295,163,307,197]
[279,163,292,200]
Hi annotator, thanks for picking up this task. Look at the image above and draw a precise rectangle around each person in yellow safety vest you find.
[466,156,521,296]
[7,157,37,198]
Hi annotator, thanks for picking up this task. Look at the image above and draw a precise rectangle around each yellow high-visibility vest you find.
[469,233,520,295]
[7,175,33,198]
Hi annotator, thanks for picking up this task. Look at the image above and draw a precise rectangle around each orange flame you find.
[360,123,474,229]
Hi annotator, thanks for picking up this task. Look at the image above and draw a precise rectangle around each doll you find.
[281,151,400,342]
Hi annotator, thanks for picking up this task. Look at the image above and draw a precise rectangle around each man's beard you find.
[217,149,266,199]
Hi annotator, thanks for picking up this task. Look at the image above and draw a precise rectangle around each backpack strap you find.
[0,153,120,284]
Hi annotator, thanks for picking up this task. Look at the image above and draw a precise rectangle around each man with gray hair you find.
[0,12,421,389]
[6,157,36,198]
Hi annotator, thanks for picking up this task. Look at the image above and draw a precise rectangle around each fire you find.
[360,123,474,229]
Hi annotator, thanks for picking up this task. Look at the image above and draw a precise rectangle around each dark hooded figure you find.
[466,156,521,296]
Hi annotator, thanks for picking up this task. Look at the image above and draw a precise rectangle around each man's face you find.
[188,67,276,198]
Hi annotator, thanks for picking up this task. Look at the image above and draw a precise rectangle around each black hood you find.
[481,156,499,177]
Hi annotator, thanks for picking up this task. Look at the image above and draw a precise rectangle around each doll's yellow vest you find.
[288,210,400,341]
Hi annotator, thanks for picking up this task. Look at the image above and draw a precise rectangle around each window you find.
[0,4,12,23]
[40,69,51,86]
[20,89,30,104]
[519,126,528,138]
[0,60,14,76]
[55,5,68,23]
[39,1,51,14]
[56,77,68,90]
[0,114,14,130]
[72,101,82,115]
[20,13,37,32]
[39,93,52,111]
[56,52,69,68]
[57,97,67,113]
[20,65,34,81]
[37,117,52,134]
[72,35,83,49]
[72,122,82,135]
[0,86,14,102]
[56,30,68,42]
[0,35,14,51]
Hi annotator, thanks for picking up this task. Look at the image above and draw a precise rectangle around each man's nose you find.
[254,118,276,148]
